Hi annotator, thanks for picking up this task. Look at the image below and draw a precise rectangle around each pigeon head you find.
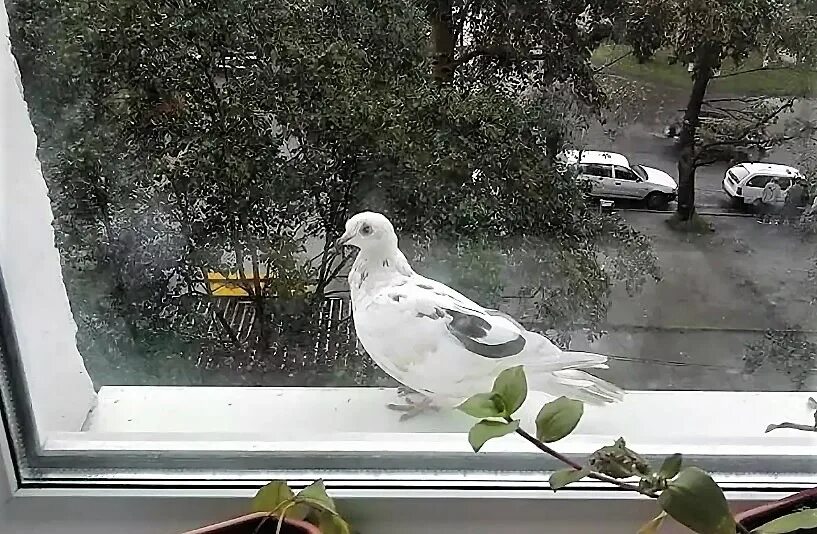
[336,212,398,252]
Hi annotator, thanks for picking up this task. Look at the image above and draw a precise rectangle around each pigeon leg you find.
[387,394,440,421]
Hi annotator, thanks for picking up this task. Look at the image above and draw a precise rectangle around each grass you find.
[593,44,817,97]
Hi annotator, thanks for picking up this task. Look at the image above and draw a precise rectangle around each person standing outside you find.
[760,177,782,224]
[783,177,806,222]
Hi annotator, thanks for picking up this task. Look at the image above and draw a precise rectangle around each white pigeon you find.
[337,211,623,415]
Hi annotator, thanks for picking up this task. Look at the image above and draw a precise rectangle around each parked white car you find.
[721,162,802,208]
[559,150,678,210]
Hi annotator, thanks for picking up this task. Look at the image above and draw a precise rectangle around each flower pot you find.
[183,512,321,534]
[735,487,817,531]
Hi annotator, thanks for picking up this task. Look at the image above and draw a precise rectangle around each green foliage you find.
[468,420,520,453]
[535,397,585,443]
[549,467,591,490]
[457,393,506,419]
[491,366,528,416]
[252,481,295,514]
[657,454,683,480]
[458,366,527,419]
[744,329,817,390]
[637,511,668,534]
[460,367,528,451]
[754,509,817,534]
[658,467,735,534]
[252,480,351,534]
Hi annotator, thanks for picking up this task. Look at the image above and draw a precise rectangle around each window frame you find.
[579,163,614,178]
[1,2,816,525]
[612,165,639,182]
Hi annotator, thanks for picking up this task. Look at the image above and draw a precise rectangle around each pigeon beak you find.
[335,233,352,250]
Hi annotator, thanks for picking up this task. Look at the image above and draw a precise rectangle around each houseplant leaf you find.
[295,480,336,514]
[637,511,668,534]
[549,467,590,490]
[535,396,583,442]
[657,453,683,480]
[491,365,527,416]
[753,509,817,534]
[468,419,520,452]
[458,392,503,418]
[658,467,735,534]
[252,480,295,513]
[318,511,353,534]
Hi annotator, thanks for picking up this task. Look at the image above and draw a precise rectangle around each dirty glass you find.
[6,0,816,400]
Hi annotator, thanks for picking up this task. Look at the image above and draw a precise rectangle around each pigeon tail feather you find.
[525,353,624,406]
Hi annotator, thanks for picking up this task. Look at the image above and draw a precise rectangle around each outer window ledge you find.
[73,386,816,447]
[21,386,813,490]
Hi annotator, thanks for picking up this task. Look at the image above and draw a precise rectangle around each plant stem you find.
[513,422,754,534]
[513,426,651,495]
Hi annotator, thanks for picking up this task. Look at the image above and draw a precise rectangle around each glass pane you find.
[8,0,817,392]
[5,0,816,484]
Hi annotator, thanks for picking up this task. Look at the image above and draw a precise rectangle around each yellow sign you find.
[206,272,267,297]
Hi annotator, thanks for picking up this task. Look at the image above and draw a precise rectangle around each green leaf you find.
[637,511,668,534]
[318,511,352,534]
[658,467,735,534]
[491,365,527,416]
[252,480,295,513]
[754,509,817,534]
[657,453,683,480]
[457,392,503,418]
[549,467,590,490]
[535,396,584,442]
[294,480,336,514]
[468,419,520,452]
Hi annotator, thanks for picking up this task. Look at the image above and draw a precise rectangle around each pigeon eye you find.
[360,224,372,236]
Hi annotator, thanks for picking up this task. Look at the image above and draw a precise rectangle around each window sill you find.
[22,386,814,491]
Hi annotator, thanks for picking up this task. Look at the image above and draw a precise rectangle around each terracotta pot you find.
[183,512,321,534]
[735,487,817,531]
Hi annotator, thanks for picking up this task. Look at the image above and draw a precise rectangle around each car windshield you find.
[631,165,648,181]
[728,166,750,182]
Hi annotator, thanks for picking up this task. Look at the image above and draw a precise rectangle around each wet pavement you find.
[571,211,816,392]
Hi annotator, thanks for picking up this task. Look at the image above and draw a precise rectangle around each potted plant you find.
[457,366,817,534]
[183,480,351,534]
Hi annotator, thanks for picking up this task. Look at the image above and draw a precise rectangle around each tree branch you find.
[593,51,632,73]
[765,422,817,433]
[713,65,804,80]
[695,98,795,162]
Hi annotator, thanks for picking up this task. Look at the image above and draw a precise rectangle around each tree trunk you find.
[676,51,715,221]
[427,0,455,83]
[545,133,561,165]
[249,248,270,349]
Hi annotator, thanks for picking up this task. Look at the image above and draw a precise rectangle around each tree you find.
[9,0,659,385]
[622,0,817,221]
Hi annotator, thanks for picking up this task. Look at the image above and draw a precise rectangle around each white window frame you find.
[1,3,815,531]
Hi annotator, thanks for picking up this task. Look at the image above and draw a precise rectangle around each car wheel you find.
[645,192,670,210]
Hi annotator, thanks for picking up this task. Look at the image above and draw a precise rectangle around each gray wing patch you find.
[485,307,525,330]
[443,308,526,359]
